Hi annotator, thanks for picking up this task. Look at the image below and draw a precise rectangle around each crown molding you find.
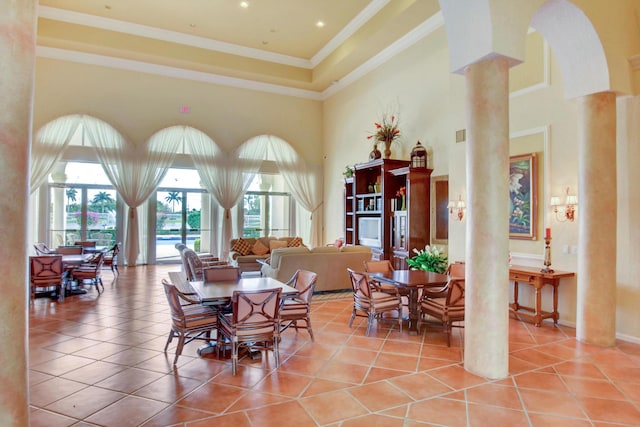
[37,46,324,100]
[311,0,390,67]
[36,11,444,101]
[37,5,311,69]
[322,11,444,99]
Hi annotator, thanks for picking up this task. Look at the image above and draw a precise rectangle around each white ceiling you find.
[36,0,443,97]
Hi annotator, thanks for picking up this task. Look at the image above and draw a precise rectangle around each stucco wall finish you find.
[463,57,511,379]
[0,1,36,425]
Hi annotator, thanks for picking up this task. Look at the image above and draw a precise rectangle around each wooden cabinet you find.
[344,159,432,267]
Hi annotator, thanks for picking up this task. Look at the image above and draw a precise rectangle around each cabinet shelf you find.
[344,158,432,266]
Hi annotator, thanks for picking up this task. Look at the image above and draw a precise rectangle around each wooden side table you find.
[509,265,575,327]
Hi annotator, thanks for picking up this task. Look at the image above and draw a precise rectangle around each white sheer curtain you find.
[84,118,180,265]
[30,115,82,192]
[266,136,323,247]
[189,131,266,260]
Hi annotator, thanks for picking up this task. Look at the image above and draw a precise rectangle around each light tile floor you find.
[28,265,640,426]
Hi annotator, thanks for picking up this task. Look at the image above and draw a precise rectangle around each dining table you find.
[189,276,299,356]
[370,270,449,333]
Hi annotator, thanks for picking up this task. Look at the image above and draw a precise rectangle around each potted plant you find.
[406,245,448,274]
[342,165,354,178]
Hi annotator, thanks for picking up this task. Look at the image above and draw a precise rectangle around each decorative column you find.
[576,92,617,346]
[464,57,510,379]
[0,1,37,425]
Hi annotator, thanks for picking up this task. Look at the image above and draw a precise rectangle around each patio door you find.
[155,189,207,260]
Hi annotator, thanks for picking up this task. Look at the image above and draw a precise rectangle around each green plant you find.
[342,165,354,178]
[406,245,448,274]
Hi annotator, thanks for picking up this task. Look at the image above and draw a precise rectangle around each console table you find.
[509,265,575,327]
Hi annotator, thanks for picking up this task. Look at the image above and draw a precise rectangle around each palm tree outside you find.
[66,188,78,212]
[92,191,114,214]
[165,191,182,213]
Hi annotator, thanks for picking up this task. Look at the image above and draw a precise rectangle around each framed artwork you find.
[509,153,537,239]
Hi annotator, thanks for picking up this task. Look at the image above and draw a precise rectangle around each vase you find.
[369,145,381,160]
[383,140,393,159]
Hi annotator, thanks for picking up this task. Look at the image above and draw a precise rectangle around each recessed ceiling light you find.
[189,23,196,28]
[316,21,325,28]
[240,1,249,8]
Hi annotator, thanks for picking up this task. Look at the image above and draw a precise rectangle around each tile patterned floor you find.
[29,265,640,426]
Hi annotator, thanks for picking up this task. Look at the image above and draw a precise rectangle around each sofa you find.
[228,236,304,273]
[260,245,373,292]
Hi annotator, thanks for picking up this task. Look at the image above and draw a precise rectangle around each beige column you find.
[463,57,510,379]
[0,1,37,425]
[576,92,617,346]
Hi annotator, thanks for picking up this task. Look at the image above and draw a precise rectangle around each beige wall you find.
[322,25,640,340]
[34,58,324,164]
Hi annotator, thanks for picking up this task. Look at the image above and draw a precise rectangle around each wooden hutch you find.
[343,158,432,269]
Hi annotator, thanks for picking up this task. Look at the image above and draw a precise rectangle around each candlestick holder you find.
[541,237,554,273]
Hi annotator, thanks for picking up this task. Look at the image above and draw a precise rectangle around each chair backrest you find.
[162,279,186,324]
[447,262,465,281]
[203,266,240,282]
[288,269,317,303]
[75,241,97,248]
[34,242,53,255]
[444,279,465,322]
[56,245,83,255]
[347,268,372,299]
[182,248,203,281]
[30,255,64,286]
[363,260,394,273]
[232,288,282,329]
[84,252,105,272]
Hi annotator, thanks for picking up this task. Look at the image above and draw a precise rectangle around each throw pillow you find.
[251,239,269,256]
[287,236,303,247]
[231,238,252,256]
[269,240,288,251]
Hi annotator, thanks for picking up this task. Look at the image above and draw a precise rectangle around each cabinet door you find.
[392,253,408,270]
[392,211,407,251]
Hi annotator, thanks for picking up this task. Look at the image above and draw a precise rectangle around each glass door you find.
[156,189,208,260]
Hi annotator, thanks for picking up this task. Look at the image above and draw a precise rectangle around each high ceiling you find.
[37,0,442,97]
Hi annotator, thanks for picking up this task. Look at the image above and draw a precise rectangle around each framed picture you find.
[509,153,537,239]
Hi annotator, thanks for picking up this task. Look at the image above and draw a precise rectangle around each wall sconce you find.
[448,195,465,221]
[550,187,578,222]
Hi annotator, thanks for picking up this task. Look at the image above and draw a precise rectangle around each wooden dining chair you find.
[217,287,282,375]
[161,279,218,364]
[56,245,84,255]
[363,260,410,308]
[71,252,105,293]
[347,268,403,336]
[280,269,318,341]
[418,278,465,346]
[29,255,65,301]
[203,266,240,282]
[33,242,54,256]
[74,241,97,248]
[182,248,229,281]
[103,242,120,274]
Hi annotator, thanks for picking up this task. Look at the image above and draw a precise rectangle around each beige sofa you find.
[228,236,303,273]
[260,245,372,292]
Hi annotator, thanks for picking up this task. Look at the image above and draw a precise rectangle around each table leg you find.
[513,280,520,310]
[407,288,419,334]
[552,283,559,325]
[534,286,542,327]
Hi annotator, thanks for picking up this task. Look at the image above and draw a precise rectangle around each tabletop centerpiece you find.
[406,245,448,274]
